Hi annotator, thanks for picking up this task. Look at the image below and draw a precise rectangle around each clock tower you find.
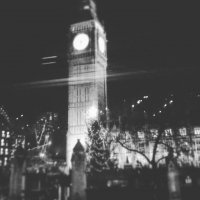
[67,0,107,167]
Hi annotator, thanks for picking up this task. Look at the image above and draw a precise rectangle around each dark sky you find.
[0,0,200,118]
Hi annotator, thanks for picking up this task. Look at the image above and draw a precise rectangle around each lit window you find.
[179,128,187,136]
[83,5,90,10]
[5,149,8,155]
[4,157,7,165]
[2,130,5,137]
[165,129,172,136]
[1,139,5,146]
[0,148,3,155]
[6,131,10,138]
[137,100,142,104]
[138,131,145,139]
[150,129,158,138]
[194,127,200,135]
[22,140,25,148]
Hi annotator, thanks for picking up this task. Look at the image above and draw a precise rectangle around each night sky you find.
[0,0,200,119]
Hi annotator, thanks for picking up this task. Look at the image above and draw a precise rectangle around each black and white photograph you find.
[0,0,200,200]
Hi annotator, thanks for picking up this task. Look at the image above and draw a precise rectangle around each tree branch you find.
[156,155,168,165]
[117,139,151,164]
[152,128,163,164]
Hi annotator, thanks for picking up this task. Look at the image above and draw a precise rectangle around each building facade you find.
[0,106,12,167]
[110,125,200,168]
[67,0,107,167]
[0,125,11,167]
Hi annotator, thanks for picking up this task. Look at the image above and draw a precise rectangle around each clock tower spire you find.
[67,0,107,168]
[72,0,99,23]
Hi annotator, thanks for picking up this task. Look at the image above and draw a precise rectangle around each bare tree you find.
[115,124,194,169]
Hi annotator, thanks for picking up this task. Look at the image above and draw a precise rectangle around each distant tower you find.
[67,0,107,167]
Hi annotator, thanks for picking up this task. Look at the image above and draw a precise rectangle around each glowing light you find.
[42,55,57,60]
[2,131,5,137]
[95,21,104,33]
[41,62,56,65]
[137,100,142,104]
[164,104,167,108]
[48,141,52,146]
[185,176,192,184]
[73,33,89,51]
[1,139,4,146]
[153,114,156,117]
[83,5,90,10]
[143,96,149,99]
[4,157,7,165]
[169,100,173,104]
[194,127,200,135]
[98,37,106,53]
[87,106,98,119]
[6,132,10,138]
[39,152,45,158]
[131,104,135,108]
[5,149,8,155]
[179,128,187,136]
[159,110,162,113]
[0,148,3,155]
[15,69,151,89]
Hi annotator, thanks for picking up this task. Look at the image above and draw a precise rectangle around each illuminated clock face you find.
[73,33,89,51]
[98,37,105,53]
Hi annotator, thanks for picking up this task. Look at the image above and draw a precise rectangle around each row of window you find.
[0,130,10,138]
[69,87,95,103]
[0,139,9,147]
[0,157,8,166]
[0,148,9,155]
[137,127,200,139]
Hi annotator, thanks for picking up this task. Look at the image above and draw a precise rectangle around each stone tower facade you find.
[67,0,107,167]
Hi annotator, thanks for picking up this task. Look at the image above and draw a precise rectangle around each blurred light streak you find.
[41,61,56,65]
[42,56,57,60]
[14,69,151,89]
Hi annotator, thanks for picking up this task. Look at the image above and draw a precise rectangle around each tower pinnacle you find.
[73,0,98,22]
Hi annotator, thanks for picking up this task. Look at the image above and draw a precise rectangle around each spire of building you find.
[73,0,99,23]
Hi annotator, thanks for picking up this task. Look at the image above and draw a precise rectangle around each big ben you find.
[67,0,107,167]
